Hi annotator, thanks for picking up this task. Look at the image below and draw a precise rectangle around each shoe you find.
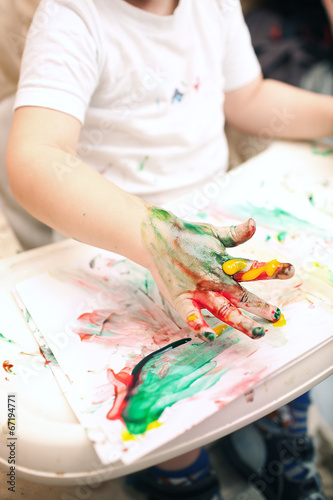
[220,424,327,500]
[127,465,223,500]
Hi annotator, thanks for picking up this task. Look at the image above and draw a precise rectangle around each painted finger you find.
[220,283,281,323]
[173,297,217,343]
[222,258,295,282]
[216,218,256,248]
[194,290,266,339]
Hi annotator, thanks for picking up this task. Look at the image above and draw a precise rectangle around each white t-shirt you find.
[15,0,261,205]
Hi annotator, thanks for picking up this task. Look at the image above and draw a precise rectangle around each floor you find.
[1,420,332,500]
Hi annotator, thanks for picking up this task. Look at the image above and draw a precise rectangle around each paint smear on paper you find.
[307,263,333,287]
[39,345,59,366]
[121,335,237,434]
[276,231,287,242]
[230,203,326,236]
[3,361,14,373]
[138,155,149,171]
[0,333,15,344]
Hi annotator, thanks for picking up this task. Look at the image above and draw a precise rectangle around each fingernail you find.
[273,308,281,321]
[252,326,265,338]
[204,331,216,342]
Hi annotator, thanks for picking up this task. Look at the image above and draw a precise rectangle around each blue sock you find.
[151,447,211,486]
[257,391,311,436]
[257,392,313,482]
[287,391,311,436]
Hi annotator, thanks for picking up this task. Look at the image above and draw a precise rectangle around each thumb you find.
[215,218,256,248]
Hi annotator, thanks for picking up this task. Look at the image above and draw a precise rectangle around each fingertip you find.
[288,264,295,278]
[272,307,281,322]
[278,263,295,279]
[250,326,265,339]
[239,218,256,241]
[247,218,256,232]
[203,331,217,342]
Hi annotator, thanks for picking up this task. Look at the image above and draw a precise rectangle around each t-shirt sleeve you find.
[14,0,104,124]
[222,0,261,92]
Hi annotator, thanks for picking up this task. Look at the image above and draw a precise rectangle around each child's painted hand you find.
[142,207,295,342]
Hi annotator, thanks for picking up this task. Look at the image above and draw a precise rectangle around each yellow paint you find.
[187,314,198,322]
[222,259,247,275]
[146,420,162,431]
[122,430,136,441]
[213,324,228,337]
[273,313,286,328]
[241,259,281,281]
[265,259,280,276]
[122,421,162,440]
[241,266,265,281]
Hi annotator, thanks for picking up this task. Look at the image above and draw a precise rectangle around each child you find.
[6,1,333,498]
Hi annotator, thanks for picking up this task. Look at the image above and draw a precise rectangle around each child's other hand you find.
[142,208,295,342]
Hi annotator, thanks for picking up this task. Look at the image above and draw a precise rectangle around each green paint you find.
[308,195,315,207]
[25,309,31,323]
[82,213,86,216]
[122,334,237,434]
[196,212,208,219]
[312,147,333,157]
[0,333,15,343]
[274,308,281,320]
[182,221,211,236]
[252,326,265,338]
[276,231,287,242]
[204,332,216,342]
[265,235,271,242]
[231,203,327,237]
[150,208,172,223]
[220,236,237,248]
[143,206,236,293]
[40,345,58,366]
[138,155,149,171]
[215,252,233,267]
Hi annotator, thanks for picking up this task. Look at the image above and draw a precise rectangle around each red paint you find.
[106,369,133,421]
[3,361,14,373]
[75,310,112,341]
[245,351,257,358]
[192,289,260,337]
[193,78,200,91]
[224,368,267,399]
[152,332,171,345]
[235,271,268,281]
[77,310,110,326]
[39,346,51,365]
[174,259,200,282]
[233,261,267,282]
[106,259,117,267]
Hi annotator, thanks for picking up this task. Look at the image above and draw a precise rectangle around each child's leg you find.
[221,391,327,500]
[129,447,223,500]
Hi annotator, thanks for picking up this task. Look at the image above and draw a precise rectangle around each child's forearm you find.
[225,77,333,140]
[7,143,152,268]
